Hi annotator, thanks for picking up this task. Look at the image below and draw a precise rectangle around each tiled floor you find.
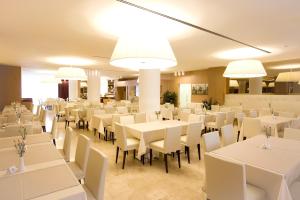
[49,112,216,200]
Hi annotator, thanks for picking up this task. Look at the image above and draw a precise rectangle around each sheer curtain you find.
[179,84,191,108]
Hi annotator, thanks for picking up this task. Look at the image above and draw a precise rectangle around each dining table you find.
[210,135,300,200]
[125,120,189,157]
[258,115,295,137]
[0,135,86,200]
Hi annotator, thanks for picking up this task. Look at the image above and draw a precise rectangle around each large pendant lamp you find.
[56,67,87,80]
[275,71,300,82]
[223,59,266,78]
[110,33,177,70]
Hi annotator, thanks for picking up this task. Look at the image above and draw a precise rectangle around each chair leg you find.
[93,128,96,136]
[57,115,60,122]
[164,154,168,173]
[237,130,240,142]
[112,132,115,145]
[197,144,201,160]
[98,132,101,139]
[115,147,119,164]
[177,150,181,168]
[42,126,46,132]
[150,149,152,166]
[186,146,190,164]
[122,150,127,169]
[243,136,246,140]
[142,155,145,165]
[133,149,136,159]
[184,146,187,155]
[65,120,67,129]
[52,139,56,146]
[105,130,108,141]
[172,152,175,158]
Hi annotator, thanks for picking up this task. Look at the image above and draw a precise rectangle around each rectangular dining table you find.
[0,140,86,200]
[258,115,294,137]
[125,120,188,157]
[210,135,300,200]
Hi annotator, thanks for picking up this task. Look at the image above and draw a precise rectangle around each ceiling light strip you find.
[116,0,271,54]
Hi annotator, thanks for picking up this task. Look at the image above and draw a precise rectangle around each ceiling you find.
[0,0,300,76]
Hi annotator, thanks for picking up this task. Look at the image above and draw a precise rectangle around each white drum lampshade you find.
[275,71,300,82]
[223,60,266,78]
[56,67,87,80]
[110,34,177,70]
[229,80,239,87]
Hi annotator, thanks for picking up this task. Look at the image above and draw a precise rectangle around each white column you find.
[68,80,78,100]
[249,77,262,94]
[139,69,160,114]
[86,69,101,102]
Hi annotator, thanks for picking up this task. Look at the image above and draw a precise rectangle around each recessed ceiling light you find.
[214,47,269,60]
[270,64,300,70]
[46,56,96,66]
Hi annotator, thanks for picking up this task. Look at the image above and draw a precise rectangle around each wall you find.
[161,67,228,105]
[0,65,21,110]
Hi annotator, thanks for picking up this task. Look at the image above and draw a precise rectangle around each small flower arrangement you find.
[19,126,27,140]
[14,139,26,157]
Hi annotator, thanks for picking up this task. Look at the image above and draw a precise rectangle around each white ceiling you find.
[0,0,300,76]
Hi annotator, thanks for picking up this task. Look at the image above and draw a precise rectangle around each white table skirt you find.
[211,135,300,200]
[125,120,188,157]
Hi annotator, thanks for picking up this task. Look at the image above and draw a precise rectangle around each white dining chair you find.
[58,127,74,162]
[181,122,203,163]
[68,134,91,181]
[236,112,245,142]
[64,107,75,128]
[206,112,226,131]
[149,126,182,173]
[34,105,41,120]
[38,108,47,132]
[291,118,300,129]
[205,153,266,200]
[106,114,127,144]
[114,123,140,169]
[21,114,33,123]
[161,107,173,120]
[134,112,147,123]
[242,117,262,140]
[116,106,128,114]
[147,113,161,122]
[284,128,300,141]
[119,115,135,125]
[225,111,235,125]
[188,114,201,123]
[203,131,221,152]
[180,112,190,122]
[249,110,258,118]
[56,103,66,121]
[83,147,108,200]
[211,105,220,112]
[48,116,58,145]
[221,124,235,146]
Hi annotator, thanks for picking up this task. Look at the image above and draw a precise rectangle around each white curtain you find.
[179,84,191,108]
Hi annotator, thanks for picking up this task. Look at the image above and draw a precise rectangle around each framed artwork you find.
[191,84,208,95]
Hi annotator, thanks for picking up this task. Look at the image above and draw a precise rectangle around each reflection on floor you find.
[45,111,234,200]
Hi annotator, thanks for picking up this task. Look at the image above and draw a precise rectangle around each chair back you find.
[236,112,245,131]
[226,111,235,125]
[186,122,202,146]
[221,124,235,146]
[0,116,7,125]
[63,127,74,161]
[36,105,41,116]
[50,116,58,139]
[242,117,262,138]
[205,153,247,200]
[21,114,33,123]
[85,147,108,200]
[164,126,182,153]
[284,128,300,141]
[291,118,300,129]
[114,123,127,149]
[39,108,46,123]
[134,113,146,123]
[75,134,91,173]
[278,111,296,118]
[211,105,220,112]
[161,107,173,120]
[203,131,221,152]
[188,114,201,122]
[215,112,226,128]
[116,106,128,114]
[6,114,17,123]
[120,115,135,125]
[249,110,258,118]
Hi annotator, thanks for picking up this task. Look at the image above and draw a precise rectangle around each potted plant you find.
[162,91,177,105]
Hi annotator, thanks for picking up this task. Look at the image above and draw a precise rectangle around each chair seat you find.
[125,138,140,150]
[58,111,65,115]
[246,184,266,200]
[149,140,166,153]
[67,162,84,180]
[82,185,96,200]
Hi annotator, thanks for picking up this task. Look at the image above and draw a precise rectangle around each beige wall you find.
[161,67,228,105]
[0,65,21,110]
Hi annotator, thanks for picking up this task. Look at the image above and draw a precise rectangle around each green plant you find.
[163,91,177,105]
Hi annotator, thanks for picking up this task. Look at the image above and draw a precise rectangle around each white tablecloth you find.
[125,120,188,157]
[258,115,294,137]
[211,135,300,200]
[0,134,51,149]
